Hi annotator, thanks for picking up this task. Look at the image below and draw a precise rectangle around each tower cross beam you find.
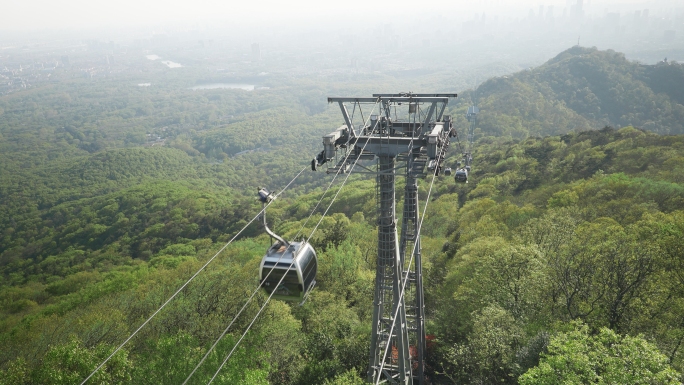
[327,96,450,104]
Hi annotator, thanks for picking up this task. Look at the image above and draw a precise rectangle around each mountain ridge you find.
[464,46,684,138]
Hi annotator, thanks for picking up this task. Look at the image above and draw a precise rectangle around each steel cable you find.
[203,101,383,385]
[179,140,362,385]
[79,166,308,385]
[290,100,379,242]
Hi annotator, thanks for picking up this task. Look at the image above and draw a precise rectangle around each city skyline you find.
[1,0,682,32]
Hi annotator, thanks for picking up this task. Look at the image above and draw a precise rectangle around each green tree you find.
[440,304,523,384]
[519,322,681,385]
[322,369,366,385]
[32,340,132,385]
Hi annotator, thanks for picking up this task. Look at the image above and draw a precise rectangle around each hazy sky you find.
[2,0,674,32]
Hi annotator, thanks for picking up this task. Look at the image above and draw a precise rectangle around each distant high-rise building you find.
[664,30,676,42]
[251,43,261,62]
[606,12,620,30]
[388,35,402,50]
[571,0,584,19]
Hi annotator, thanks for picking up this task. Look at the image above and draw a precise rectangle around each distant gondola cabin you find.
[455,168,468,183]
[260,241,317,302]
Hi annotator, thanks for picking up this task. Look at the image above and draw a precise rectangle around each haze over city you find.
[1,0,683,106]
[1,0,682,30]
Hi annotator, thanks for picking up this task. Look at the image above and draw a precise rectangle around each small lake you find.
[191,83,255,91]
[162,61,182,68]
[145,54,160,60]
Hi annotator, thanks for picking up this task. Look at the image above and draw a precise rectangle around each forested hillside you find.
[428,127,684,383]
[1,46,684,384]
[2,126,683,384]
[461,46,684,138]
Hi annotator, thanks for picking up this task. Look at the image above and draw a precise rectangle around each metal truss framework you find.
[314,93,456,384]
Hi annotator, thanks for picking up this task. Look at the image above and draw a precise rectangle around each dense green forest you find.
[1,47,684,384]
[460,46,684,138]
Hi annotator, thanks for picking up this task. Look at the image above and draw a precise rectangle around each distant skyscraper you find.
[571,0,584,19]
[664,30,676,42]
[251,43,261,62]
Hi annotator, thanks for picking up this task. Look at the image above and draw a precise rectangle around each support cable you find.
[79,166,308,385]
[204,103,383,385]
[180,132,370,385]
[180,234,291,385]
[455,130,464,155]
[290,100,379,241]
[374,167,438,385]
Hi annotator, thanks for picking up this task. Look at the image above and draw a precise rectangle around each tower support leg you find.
[399,174,426,385]
[368,155,411,384]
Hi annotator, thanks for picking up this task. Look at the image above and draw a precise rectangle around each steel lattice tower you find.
[313,93,457,384]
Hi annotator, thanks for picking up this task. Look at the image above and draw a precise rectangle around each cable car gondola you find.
[257,188,317,304]
[260,240,317,303]
[454,168,468,183]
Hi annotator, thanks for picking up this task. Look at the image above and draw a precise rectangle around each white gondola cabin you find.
[260,240,317,302]
[455,167,468,183]
[257,187,318,303]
